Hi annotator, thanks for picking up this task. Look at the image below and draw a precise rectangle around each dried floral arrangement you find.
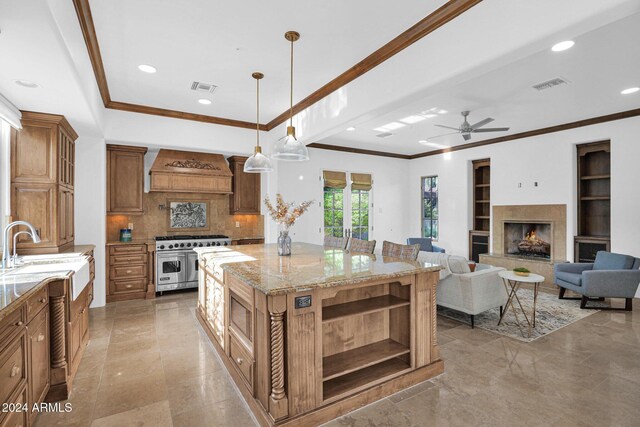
[264,194,314,228]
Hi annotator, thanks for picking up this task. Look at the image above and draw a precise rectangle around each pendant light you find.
[272,31,309,161]
[244,72,273,173]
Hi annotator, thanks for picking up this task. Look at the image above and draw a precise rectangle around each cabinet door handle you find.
[10,365,20,377]
[40,298,47,303]
[236,357,243,365]
[125,284,133,288]
[81,308,86,314]
[15,321,23,327]
[37,334,45,342]
[125,270,133,274]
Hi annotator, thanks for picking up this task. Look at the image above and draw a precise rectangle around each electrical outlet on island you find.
[235,221,240,228]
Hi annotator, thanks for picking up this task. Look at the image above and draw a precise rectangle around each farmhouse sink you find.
[7,259,90,300]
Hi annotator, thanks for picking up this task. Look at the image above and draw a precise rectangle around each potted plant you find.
[513,267,530,277]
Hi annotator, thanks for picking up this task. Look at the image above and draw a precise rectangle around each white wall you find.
[74,137,107,307]
[272,147,411,246]
[408,116,640,267]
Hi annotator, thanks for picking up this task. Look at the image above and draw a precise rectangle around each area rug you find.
[438,289,607,342]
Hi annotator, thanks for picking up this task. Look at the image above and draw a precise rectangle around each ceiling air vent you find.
[532,77,568,91]
[191,81,217,93]
[376,132,394,138]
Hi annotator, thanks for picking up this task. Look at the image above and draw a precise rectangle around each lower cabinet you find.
[107,244,149,302]
[28,308,50,409]
[0,297,50,426]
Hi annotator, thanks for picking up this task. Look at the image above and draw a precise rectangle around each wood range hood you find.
[149,149,233,193]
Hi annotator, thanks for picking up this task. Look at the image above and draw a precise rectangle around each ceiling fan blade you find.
[462,133,472,141]
[472,127,510,133]
[426,132,460,139]
[434,124,460,131]
[470,118,494,130]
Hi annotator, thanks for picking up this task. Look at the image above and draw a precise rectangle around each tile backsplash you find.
[106,192,263,242]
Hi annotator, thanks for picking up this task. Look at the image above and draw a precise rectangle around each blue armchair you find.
[554,251,640,311]
[406,238,445,254]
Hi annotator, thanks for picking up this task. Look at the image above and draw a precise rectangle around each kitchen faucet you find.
[2,221,41,269]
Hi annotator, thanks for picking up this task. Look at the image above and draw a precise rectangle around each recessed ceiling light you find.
[198,99,212,105]
[621,87,639,95]
[551,40,575,52]
[14,79,39,88]
[422,114,437,119]
[399,115,426,124]
[346,127,356,131]
[374,122,405,132]
[437,109,448,114]
[138,64,157,73]
[418,140,448,149]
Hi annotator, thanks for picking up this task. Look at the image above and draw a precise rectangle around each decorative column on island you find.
[195,243,444,426]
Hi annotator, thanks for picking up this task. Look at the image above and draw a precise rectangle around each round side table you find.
[498,270,545,338]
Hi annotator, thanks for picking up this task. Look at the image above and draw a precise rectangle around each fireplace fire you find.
[504,222,552,259]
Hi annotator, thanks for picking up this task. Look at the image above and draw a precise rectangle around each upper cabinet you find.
[228,156,261,215]
[107,144,147,215]
[11,111,77,254]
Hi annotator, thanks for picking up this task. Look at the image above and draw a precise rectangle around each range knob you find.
[160,245,165,249]
[199,243,203,247]
[223,241,228,246]
[206,243,211,247]
[168,244,174,249]
[180,243,185,248]
[215,242,220,246]
[186,243,191,247]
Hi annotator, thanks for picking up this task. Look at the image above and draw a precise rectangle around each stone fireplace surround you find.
[480,204,567,289]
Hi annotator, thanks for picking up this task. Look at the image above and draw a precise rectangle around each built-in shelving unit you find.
[322,295,409,322]
[470,159,491,262]
[575,141,611,262]
[321,283,411,402]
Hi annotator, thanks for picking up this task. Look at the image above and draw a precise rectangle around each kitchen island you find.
[195,243,444,426]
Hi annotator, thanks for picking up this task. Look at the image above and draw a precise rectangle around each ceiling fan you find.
[429,111,510,141]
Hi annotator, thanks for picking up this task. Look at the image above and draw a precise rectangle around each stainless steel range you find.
[155,235,231,293]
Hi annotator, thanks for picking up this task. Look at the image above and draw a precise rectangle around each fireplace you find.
[504,221,552,259]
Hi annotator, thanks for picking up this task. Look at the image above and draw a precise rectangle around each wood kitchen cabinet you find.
[11,111,77,254]
[106,243,153,303]
[228,156,261,215]
[106,144,147,214]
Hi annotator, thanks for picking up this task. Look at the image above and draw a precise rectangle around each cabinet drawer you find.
[109,278,147,295]
[110,264,146,280]
[110,253,147,265]
[229,334,253,392]
[0,386,28,427]
[0,308,25,345]
[0,332,27,406]
[26,286,48,323]
[109,245,147,255]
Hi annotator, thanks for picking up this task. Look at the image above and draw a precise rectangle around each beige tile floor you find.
[34,291,640,427]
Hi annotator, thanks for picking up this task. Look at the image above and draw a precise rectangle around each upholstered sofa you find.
[418,251,507,327]
[554,251,640,311]
[406,238,445,253]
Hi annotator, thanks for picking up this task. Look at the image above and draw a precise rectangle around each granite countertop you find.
[195,242,443,296]
[61,244,96,255]
[0,270,72,322]
[231,236,265,241]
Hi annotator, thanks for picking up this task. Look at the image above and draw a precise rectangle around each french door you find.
[323,174,372,240]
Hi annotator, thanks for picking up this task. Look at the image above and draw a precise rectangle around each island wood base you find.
[196,252,444,427]
[197,310,443,426]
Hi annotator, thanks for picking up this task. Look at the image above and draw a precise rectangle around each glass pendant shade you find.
[272,126,309,161]
[244,146,273,173]
[273,30,309,162]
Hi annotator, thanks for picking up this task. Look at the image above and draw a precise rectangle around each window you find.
[421,176,438,240]
[351,189,369,240]
[0,120,10,252]
[324,187,344,238]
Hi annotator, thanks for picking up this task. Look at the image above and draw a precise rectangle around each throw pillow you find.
[448,256,471,274]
